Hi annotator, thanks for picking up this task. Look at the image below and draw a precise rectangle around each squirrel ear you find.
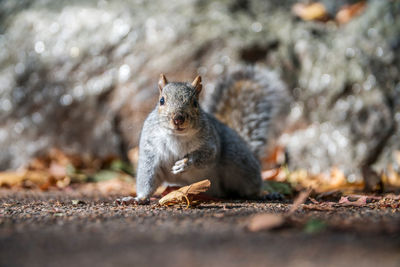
[158,74,168,92]
[191,75,202,95]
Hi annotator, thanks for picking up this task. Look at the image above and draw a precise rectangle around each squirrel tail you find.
[203,65,291,160]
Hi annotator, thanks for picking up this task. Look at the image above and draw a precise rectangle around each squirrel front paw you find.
[171,157,190,174]
[115,196,150,205]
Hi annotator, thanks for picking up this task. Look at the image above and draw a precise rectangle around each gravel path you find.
[1,189,400,267]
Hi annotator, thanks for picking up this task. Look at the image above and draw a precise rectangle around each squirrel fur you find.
[119,65,290,204]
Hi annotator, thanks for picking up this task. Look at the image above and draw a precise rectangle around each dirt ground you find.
[0,189,400,267]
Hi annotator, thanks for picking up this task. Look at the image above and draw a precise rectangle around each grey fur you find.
[203,65,291,159]
[131,66,289,203]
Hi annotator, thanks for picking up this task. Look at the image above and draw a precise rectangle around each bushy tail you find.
[203,65,291,160]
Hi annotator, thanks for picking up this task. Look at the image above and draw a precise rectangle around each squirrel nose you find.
[173,114,185,126]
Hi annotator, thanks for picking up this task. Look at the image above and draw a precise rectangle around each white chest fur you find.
[151,130,208,185]
[154,130,199,158]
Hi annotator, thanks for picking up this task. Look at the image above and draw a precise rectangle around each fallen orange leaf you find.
[336,1,367,24]
[261,168,281,181]
[0,171,26,187]
[158,179,211,207]
[292,2,328,21]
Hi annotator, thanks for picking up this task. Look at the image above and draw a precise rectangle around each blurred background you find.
[0,0,399,192]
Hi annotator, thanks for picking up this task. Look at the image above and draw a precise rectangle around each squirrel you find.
[116,65,290,204]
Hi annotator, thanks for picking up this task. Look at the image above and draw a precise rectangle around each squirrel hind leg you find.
[218,166,262,199]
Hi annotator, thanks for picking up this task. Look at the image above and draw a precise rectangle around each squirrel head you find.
[157,74,203,135]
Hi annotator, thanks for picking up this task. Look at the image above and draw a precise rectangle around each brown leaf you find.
[247,213,286,232]
[49,162,67,178]
[261,168,280,181]
[0,168,55,189]
[160,186,181,196]
[336,1,367,24]
[29,157,49,171]
[179,179,211,195]
[0,171,26,187]
[56,176,71,188]
[338,196,368,206]
[378,195,400,209]
[292,2,328,21]
[159,179,211,207]
[261,145,285,169]
[288,167,364,193]
[384,194,400,200]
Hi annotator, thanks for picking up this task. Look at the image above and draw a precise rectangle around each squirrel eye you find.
[160,97,165,105]
[193,99,198,108]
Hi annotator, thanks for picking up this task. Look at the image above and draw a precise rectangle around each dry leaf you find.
[261,145,285,169]
[378,195,400,209]
[338,196,368,206]
[161,186,181,196]
[159,179,211,207]
[261,169,280,181]
[0,171,25,187]
[0,170,51,187]
[383,194,400,200]
[56,177,71,188]
[261,167,288,182]
[288,167,364,193]
[337,194,382,206]
[49,162,67,178]
[0,147,133,191]
[248,213,285,232]
[292,2,327,21]
[336,1,367,24]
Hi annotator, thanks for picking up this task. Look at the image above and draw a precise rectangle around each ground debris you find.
[264,161,400,194]
[0,148,134,192]
[248,190,400,233]
[247,189,311,232]
[292,1,367,24]
[158,179,211,207]
[292,2,328,22]
[339,195,369,206]
[71,199,85,205]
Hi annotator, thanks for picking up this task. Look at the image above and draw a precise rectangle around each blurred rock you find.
[0,0,399,181]
[280,0,399,178]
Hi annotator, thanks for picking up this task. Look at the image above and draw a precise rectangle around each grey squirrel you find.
[117,65,290,205]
